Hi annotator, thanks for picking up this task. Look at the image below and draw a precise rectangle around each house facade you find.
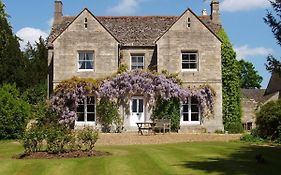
[48,0,223,132]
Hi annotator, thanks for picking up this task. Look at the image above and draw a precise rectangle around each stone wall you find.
[157,10,223,132]
[52,10,119,88]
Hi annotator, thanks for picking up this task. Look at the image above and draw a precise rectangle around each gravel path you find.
[96,133,242,146]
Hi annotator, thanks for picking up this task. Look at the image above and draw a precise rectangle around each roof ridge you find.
[96,16,178,19]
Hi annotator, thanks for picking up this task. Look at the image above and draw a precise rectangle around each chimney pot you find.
[202,9,208,16]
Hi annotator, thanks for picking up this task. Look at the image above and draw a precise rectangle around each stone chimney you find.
[54,0,63,26]
[210,0,221,24]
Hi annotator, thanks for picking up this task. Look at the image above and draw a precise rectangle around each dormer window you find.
[84,18,88,29]
[187,17,191,28]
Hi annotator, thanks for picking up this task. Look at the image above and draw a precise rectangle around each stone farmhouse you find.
[48,0,223,132]
[241,72,281,130]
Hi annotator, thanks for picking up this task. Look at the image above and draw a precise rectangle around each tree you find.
[24,37,48,88]
[264,0,281,46]
[238,59,263,89]
[264,0,281,74]
[0,1,28,89]
[218,29,243,133]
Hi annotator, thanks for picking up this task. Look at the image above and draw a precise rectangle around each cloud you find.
[221,0,270,12]
[108,0,139,15]
[16,27,48,50]
[234,45,273,60]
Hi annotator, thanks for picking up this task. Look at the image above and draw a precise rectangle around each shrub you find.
[226,122,243,134]
[97,99,121,132]
[0,84,31,139]
[22,82,47,105]
[240,133,264,143]
[45,125,72,154]
[22,124,45,153]
[77,126,99,151]
[256,99,281,142]
[152,97,180,131]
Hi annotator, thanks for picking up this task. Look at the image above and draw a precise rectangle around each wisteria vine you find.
[52,70,215,124]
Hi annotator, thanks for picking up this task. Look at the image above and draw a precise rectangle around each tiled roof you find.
[241,89,276,103]
[48,14,221,47]
[265,72,281,95]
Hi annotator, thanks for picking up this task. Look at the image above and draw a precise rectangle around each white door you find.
[130,97,145,126]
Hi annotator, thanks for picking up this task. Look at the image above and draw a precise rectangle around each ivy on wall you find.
[218,29,243,133]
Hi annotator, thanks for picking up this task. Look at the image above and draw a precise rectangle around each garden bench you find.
[153,119,171,134]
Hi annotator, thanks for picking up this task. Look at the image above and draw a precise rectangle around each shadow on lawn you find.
[179,144,281,175]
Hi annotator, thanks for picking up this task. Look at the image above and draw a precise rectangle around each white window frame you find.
[130,55,144,70]
[181,52,198,72]
[181,97,201,125]
[77,51,94,72]
[75,96,96,126]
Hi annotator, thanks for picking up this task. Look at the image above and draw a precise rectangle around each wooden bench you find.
[153,119,171,134]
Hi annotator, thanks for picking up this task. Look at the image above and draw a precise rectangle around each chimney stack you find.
[54,0,63,26]
[210,0,221,25]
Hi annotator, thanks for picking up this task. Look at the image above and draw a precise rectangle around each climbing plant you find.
[52,70,215,126]
[218,29,243,133]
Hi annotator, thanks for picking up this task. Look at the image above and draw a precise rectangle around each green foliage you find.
[152,97,180,131]
[77,126,99,151]
[96,99,121,132]
[118,64,128,74]
[238,59,263,89]
[22,124,45,153]
[22,81,47,105]
[265,54,281,74]
[0,1,28,90]
[264,0,281,47]
[240,133,264,143]
[23,38,48,88]
[256,99,281,142]
[0,84,31,139]
[45,125,72,154]
[218,29,242,133]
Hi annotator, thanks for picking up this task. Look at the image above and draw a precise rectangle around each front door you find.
[130,97,145,126]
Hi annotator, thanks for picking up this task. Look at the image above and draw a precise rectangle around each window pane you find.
[183,104,189,112]
[189,54,196,61]
[87,97,95,104]
[87,105,95,113]
[182,63,189,69]
[191,105,199,112]
[79,61,86,69]
[79,53,85,61]
[131,56,137,63]
[190,63,197,69]
[138,66,144,69]
[87,113,95,122]
[183,114,189,121]
[191,113,199,121]
[86,61,93,69]
[85,53,93,60]
[77,113,85,121]
[139,99,144,113]
[138,56,144,63]
[132,99,137,112]
[182,54,189,61]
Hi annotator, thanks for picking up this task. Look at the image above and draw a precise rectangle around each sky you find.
[2,0,280,88]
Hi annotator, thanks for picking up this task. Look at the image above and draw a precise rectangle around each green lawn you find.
[0,141,281,175]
